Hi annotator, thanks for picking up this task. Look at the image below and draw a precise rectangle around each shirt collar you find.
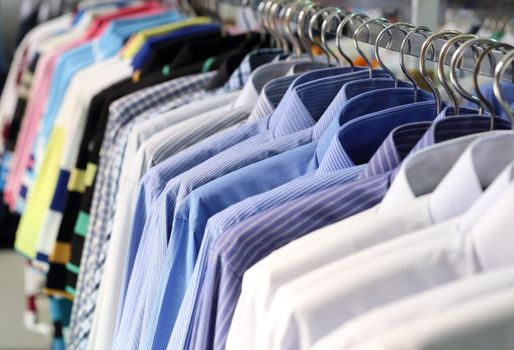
[271,68,379,139]
[315,87,435,172]
[223,48,283,92]
[381,108,512,210]
[428,132,514,224]
[468,167,514,271]
[232,60,305,109]
[247,73,301,121]
[459,160,514,237]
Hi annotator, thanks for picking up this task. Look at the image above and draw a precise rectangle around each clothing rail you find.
[191,0,514,81]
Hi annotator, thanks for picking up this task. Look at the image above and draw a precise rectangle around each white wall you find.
[0,252,50,350]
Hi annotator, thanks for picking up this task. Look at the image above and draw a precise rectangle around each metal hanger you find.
[400,25,432,102]
[308,7,341,65]
[450,38,498,114]
[321,11,345,65]
[374,22,415,87]
[270,0,293,54]
[258,0,282,50]
[335,13,369,70]
[296,3,316,60]
[353,17,390,78]
[266,0,289,52]
[493,49,514,128]
[419,31,461,114]
[438,34,478,113]
[283,1,307,56]
[472,41,514,129]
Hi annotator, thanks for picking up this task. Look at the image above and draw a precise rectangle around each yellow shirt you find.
[121,16,213,60]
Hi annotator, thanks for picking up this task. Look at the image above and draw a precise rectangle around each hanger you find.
[269,0,292,53]
[258,0,281,50]
[438,33,479,113]
[494,49,514,128]
[321,11,347,65]
[475,42,514,129]
[308,7,342,65]
[449,37,494,115]
[297,3,324,61]
[335,13,369,71]
[400,25,432,102]
[353,17,390,78]
[283,1,307,56]
[374,22,414,88]
[419,31,461,114]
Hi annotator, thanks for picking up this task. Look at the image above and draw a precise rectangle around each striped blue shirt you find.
[185,111,512,350]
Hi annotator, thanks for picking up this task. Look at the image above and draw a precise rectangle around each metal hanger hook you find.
[419,31,461,114]
[353,17,390,78]
[451,38,498,114]
[399,25,432,102]
[439,34,478,113]
[335,13,369,71]
[473,42,514,129]
[494,50,514,128]
[375,22,415,87]
[321,11,347,65]
[309,7,341,65]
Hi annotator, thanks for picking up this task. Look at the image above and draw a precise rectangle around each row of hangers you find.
[175,0,514,126]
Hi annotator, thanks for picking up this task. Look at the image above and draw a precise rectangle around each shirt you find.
[113,61,315,350]
[312,266,514,350]
[130,24,221,71]
[89,94,240,350]
[6,2,166,210]
[104,49,281,318]
[350,180,514,350]
[225,113,507,350]
[64,41,263,295]
[360,287,514,350]
[267,133,514,350]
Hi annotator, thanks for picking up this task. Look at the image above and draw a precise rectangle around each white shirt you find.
[226,132,492,350]
[354,182,514,350]
[266,133,514,350]
[359,286,514,350]
[312,266,514,350]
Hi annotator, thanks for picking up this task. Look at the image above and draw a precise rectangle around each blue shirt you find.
[185,111,512,350]
[130,24,221,71]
